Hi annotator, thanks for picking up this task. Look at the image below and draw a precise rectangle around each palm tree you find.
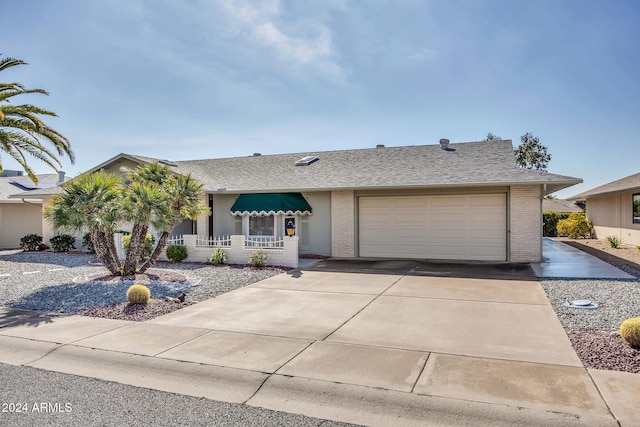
[120,179,171,275]
[44,171,125,275]
[45,163,209,276]
[139,173,209,272]
[131,165,209,273]
[0,55,74,183]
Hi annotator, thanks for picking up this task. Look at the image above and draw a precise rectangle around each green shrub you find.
[166,244,188,262]
[249,249,267,267]
[123,233,155,261]
[606,235,623,248]
[50,234,76,252]
[208,248,227,265]
[542,212,571,237]
[126,284,151,305]
[19,233,43,251]
[82,233,95,254]
[557,213,592,239]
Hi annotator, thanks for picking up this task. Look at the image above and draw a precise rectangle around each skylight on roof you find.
[295,155,319,166]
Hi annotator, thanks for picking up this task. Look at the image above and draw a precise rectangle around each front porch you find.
[154,234,300,268]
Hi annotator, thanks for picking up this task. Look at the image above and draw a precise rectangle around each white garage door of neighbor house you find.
[359,194,507,261]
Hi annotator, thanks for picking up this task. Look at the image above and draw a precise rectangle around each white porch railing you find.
[196,235,232,247]
[167,235,184,246]
[154,234,298,268]
[244,236,285,248]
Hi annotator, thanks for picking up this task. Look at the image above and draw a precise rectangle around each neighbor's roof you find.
[13,140,582,197]
[568,172,640,201]
[0,174,66,203]
[542,199,583,213]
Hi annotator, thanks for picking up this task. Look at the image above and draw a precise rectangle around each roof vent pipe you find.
[439,139,450,150]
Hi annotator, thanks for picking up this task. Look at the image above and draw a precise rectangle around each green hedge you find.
[542,212,571,237]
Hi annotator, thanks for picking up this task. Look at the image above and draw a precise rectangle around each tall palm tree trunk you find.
[123,223,148,275]
[104,231,123,273]
[91,229,121,275]
[138,230,170,274]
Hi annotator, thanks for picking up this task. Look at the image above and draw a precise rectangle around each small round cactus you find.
[619,318,640,347]
[126,284,151,305]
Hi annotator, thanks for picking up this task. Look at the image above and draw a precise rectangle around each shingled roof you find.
[9,140,582,198]
[542,199,584,213]
[568,172,640,201]
[162,140,580,194]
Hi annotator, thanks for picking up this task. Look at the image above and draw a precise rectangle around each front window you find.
[249,215,274,236]
[633,194,640,224]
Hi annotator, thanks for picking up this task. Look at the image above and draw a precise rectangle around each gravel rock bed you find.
[540,279,640,331]
[541,278,640,373]
[540,239,640,373]
[0,250,287,314]
[79,300,196,321]
[567,330,640,374]
[0,250,94,269]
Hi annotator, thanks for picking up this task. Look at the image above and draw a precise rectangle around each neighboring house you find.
[542,199,584,214]
[14,140,581,263]
[569,172,640,246]
[0,170,66,249]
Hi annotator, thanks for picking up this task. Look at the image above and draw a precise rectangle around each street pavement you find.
[0,363,355,427]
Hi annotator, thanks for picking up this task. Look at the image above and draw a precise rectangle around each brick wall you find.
[510,185,542,262]
[331,190,356,257]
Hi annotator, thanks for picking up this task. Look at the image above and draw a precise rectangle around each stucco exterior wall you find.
[0,203,43,249]
[101,159,142,176]
[302,192,331,256]
[41,198,57,246]
[587,191,640,246]
[331,190,356,257]
[211,194,242,236]
[509,185,542,263]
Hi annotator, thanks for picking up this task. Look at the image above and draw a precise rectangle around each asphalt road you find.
[0,363,356,427]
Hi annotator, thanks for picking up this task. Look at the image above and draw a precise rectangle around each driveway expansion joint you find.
[320,274,405,342]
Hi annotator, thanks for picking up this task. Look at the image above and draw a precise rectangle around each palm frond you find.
[0,54,74,177]
[0,57,27,72]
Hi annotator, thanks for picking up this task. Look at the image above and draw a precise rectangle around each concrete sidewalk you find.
[1,266,639,426]
[532,237,636,279]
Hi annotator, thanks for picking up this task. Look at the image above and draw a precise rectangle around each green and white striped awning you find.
[230,193,312,216]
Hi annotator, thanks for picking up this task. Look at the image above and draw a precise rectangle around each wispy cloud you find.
[215,0,343,78]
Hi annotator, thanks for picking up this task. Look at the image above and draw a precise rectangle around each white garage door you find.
[359,194,507,261]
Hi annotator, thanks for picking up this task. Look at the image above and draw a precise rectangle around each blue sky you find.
[3,0,639,198]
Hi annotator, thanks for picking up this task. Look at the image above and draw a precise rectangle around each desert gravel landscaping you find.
[0,250,287,317]
[1,241,639,373]
[541,238,640,373]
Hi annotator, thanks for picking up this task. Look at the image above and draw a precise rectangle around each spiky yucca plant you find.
[606,235,622,248]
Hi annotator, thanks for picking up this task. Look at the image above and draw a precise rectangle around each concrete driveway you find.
[2,260,634,426]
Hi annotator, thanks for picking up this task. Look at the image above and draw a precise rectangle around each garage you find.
[358,194,507,261]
